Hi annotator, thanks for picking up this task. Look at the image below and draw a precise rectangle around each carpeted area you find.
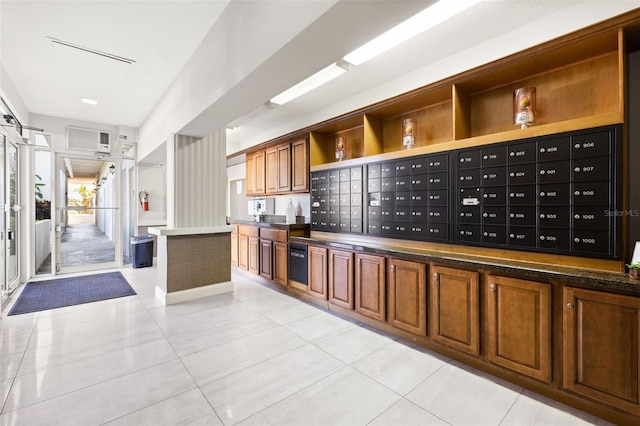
[8,271,136,316]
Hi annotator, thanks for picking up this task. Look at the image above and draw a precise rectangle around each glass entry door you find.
[0,134,20,310]
[55,155,120,273]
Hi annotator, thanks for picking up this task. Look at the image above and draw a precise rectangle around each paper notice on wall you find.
[236,180,243,194]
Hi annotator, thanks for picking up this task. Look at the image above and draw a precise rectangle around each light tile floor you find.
[0,266,614,425]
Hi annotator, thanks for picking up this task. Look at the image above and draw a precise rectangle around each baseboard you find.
[155,281,233,305]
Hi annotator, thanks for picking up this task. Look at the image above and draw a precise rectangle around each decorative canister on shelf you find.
[402,118,416,149]
[514,87,536,129]
[335,136,346,161]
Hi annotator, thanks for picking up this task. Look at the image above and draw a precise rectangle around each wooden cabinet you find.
[291,139,308,192]
[266,144,291,193]
[273,241,288,287]
[246,150,265,196]
[355,253,385,321]
[430,266,479,356]
[237,234,248,271]
[248,139,306,196]
[487,275,551,383]
[328,249,354,310]
[248,237,259,274]
[308,245,328,300]
[230,231,238,268]
[388,258,426,335]
[563,287,640,415]
[259,239,273,280]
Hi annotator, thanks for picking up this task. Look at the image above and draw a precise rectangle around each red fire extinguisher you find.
[139,191,149,211]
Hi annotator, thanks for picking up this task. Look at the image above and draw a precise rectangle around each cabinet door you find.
[328,249,354,310]
[277,144,291,193]
[245,154,255,196]
[308,246,328,300]
[273,241,288,287]
[388,258,426,335]
[230,233,238,267]
[487,275,551,383]
[259,239,273,279]
[238,235,249,271]
[254,150,266,194]
[248,237,260,274]
[291,139,308,192]
[355,253,385,321]
[265,148,278,194]
[430,266,479,355]
[563,287,640,414]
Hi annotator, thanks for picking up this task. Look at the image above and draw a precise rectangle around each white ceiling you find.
[2,0,640,155]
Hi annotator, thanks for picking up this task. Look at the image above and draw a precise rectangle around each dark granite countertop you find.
[230,219,311,231]
[290,235,640,296]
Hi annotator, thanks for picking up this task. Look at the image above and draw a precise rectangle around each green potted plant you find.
[628,263,640,280]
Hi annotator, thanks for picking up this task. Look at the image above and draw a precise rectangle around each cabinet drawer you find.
[238,225,259,238]
[259,228,287,243]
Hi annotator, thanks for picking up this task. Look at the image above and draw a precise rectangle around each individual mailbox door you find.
[381,177,395,192]
[538,136,571,162]
[573,206,610,229]
[350,220,363,234]
[539,183,571,205]
[350,208,363,220]
[368,178,381,193]
[538,206,571,228]
[427,154,449,172]
[428,223,449,241]
[427,206,448,224]
[339,181,350,193]
[427,172,448,189]
[572,181,611,206]
[538,228,570,250]
[394,223,411,237]
[339,168,350,181]
[411,175,428,191]
[508,185,536,205]
[482,206,507,225]
[538,161,571,184]
[483,187,507,205]
[508,226,537,247]
[411,193,428,206]
[482,166,507,186]
[572,156,610,182]
[427,190,449,206]
[458,168,482,187]
[380,193,394,206]
[508,141,537,164]
[395,160,412,176]
[459,205,481,224]
[380,206,394,220]
[395,176,411,192]
[350,167,362,181]
[395,206,411,221]
[458,149,482,169]
[458,225,481,243]
[482,225,507,245]
[410,224,429,240]
[572,229,610,254]
[411,206,428,221]
[411,156,429,174]
[395,192,411,207]
[368,164,381,179]
[367,222,381,235]
[381,162,395,178]
[508,206,537,227]
[572,130,611,159]
[350,180,362,193]
[508,163,537,185]
[482,145,508,166]
[329,169,340,182]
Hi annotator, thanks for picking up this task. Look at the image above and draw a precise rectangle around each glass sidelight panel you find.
[7,141,19,291]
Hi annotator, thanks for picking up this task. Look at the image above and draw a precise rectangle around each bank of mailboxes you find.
[311,125,621,259]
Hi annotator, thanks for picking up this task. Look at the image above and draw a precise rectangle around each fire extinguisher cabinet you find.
[130,235,154,268]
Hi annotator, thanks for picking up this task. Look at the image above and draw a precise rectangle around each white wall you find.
[137,164,166,226]
[137,1,337,161]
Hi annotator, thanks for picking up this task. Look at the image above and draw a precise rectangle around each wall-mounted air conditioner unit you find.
[67,126,111,153]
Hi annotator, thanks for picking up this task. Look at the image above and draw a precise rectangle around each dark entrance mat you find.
[8,271,136,316]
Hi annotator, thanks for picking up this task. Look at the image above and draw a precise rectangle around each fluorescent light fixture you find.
[270,62,348,106]
[344,0,482,66]
[82,98,98,106]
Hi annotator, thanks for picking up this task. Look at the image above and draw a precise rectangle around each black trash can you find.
[131,235,154,268]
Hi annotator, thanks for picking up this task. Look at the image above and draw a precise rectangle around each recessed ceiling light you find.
[82,98,98,106]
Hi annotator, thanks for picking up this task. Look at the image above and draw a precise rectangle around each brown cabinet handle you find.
[567,303,573,309]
